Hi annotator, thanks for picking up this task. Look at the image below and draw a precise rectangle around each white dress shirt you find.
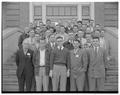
[57,46,64,50]
[39,49,45,66]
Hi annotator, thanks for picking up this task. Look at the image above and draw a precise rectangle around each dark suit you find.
[16,48,34,91]
[63,41,74,51]
[87,47,108,91]
[70,48,88,91]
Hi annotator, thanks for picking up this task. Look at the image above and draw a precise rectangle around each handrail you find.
[103,27,118,39]
[2,28,24,40]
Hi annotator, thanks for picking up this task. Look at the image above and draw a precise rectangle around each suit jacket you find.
[87,47,108,78]
[33,47,50,76]
[70,48,88,77]
[16,48,34,78]
[46,42,57,51]
[63,41,74,50]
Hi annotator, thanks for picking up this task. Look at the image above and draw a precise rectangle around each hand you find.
[67,69,70,77]
[49,70,53,78]
[107,56,112,61]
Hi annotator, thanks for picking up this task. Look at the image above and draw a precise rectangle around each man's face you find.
[57,38,63,46]
[56,25,60,31]
[86,34,92,42]
[90,20,94,26]
[29,30,35,38]
[86,27,91,33]
[92,39,99,47]
[77,31,84,38]
[46,20,51,26]
[23,43,29,49]
[49,35,55,42]
[73,41,80,48]
[40,40,46,49]
[73,26,78,33]
[77,22,82,28]
[35,34,40,41]
[49,28,54,33]
[82,24,87,31]
[68,33,74,40]
[60,26,65,33]
[94,30,100,37]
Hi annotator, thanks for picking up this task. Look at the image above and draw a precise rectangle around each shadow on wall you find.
[104,27,118,67]
[2,28,23,64]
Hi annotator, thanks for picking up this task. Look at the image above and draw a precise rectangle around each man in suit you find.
[46,34,56,50]
[49,36,71,91]
[16,39,34,91]
[87,37,109,91]
[33,38,50,91]
[70,39,88,91]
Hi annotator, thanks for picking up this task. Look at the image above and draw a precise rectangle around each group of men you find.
[16,19,111,92]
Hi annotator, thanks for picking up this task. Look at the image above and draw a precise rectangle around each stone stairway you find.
[2,54,19,91]
[104,58,118,91]
[2,53,118,91]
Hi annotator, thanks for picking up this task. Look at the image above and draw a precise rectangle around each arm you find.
[103,49,109,69]
[15,51,19,67]
[18,35,23,49]
[50,50,55,70]
[82,51,88,72]
[66,50,71,70]
[32,50,38,68]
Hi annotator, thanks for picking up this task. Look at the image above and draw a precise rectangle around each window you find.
[82,5,90,16]
[46,5,77,16]
[34,6,42,16]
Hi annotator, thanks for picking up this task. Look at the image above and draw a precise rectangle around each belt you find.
[54,63,66,67]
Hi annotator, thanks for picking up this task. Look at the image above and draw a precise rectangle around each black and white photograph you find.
[1,1,118,93]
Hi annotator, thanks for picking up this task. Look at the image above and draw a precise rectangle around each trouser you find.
[18,70,33,91]
[70,72,85,91]
[35,67,49,91]
[31,76,36,91]
[52,64,67,91]
[84,72,89,91]
[88,77,105,91]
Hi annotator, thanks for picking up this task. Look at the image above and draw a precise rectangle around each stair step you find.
[104,82,118,86]
[106,71,118,76]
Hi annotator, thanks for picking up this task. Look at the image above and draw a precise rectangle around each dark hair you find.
[77,21,82,24]
[73,25,78,28]
[94,29,101,33]
[46,19,51,22]
[56,36,63,40]
[73,39,80,43]
[92,36,99,40]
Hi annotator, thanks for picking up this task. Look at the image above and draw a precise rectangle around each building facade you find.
[2,2,118,30]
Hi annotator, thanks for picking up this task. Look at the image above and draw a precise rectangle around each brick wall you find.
[2,2,29,30]
[94,2,118,28]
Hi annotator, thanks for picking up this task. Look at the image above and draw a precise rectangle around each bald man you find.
[16,39,34,91]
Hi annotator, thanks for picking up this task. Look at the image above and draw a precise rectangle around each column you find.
[42,3,46,24]
[77,3,82,21]
[90,2,95,20]
[29,2,33,23]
